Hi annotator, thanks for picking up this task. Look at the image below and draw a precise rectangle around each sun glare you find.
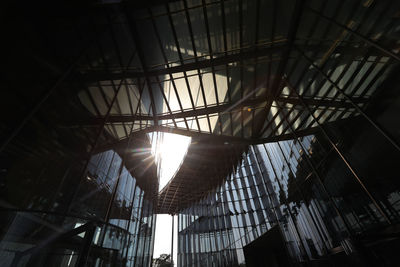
[150,132,191,191]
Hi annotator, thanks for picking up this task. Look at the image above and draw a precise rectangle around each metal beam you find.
[79,43,286,81]
[123,4,159,127]
[78,44,385,83]
[306,5,400,62]
[65,95,366,128]
[91,119,329,154]
[258,0,305,137]
[296,46,400,152]
[91,125,250,153]
[276,96,368,108]
[66,97,265,127]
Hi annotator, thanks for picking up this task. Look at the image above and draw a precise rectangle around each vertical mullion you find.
[181,0,212,133]
[201,0,221,134]
[295,2,375,128]
[97,83,121,137]
[136,77,144,130]
[267,0,277,93]
[125,82,136,131]
[263,144,312,261]
[306,1,395,126]
[298,48,400,152]
[306,5,400,62]
[250,0,261,138]
[166,3,202,132]
[90,14,128,137]
[259,0,305,138]
[148,7,190,130]
[107,13,132,136]
[154,75,178,128]
[74,22,116,139]
[124,7,159,128]
[220,0,234,136]
[286,79,392,223]
[239,0,244,138]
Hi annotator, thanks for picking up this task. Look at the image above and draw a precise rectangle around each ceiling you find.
[3,0,399,213]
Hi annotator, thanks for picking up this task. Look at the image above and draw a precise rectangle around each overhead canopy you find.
[157,137,246,214]
[5,0,398,213]
[71,0,398,147]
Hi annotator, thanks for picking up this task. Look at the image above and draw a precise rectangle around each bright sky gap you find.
[149,132,191,264]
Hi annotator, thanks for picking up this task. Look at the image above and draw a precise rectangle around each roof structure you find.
[5,0,398,213]
[157,137,246,214]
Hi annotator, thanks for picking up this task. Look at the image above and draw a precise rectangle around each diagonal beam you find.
[257,0,305,138]
[93,125,254,153]
[276,96,368,108]
[78,43,386,83]
[69,97,266,127]
[79,43,287,81]
[64,95,368,129]
[92,121,330,154]
[123,4,159,127]
[305,5,400,62]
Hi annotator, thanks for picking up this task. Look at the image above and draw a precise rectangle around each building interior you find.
[1,0,400,266]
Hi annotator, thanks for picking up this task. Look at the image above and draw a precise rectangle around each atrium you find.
[1,0,400,266]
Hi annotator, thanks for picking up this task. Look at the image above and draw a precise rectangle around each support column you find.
[171,214,174,267]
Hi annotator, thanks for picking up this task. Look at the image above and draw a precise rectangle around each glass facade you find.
[0,50,158,266]
[2,0,400,266]
[0,146,156,267]
[177,81,400,266]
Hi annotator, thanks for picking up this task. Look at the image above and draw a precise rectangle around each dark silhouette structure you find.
[1,0,400,266]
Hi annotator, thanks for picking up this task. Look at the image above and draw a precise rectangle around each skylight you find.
[150,132,191,191]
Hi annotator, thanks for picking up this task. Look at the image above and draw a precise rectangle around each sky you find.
[155,133,191,191]
[150,132,191,264]
[153,215,178,263]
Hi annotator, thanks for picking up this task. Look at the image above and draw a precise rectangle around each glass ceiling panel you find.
[231,111,242,137]
[214,68,229,103]
[78,90,98,116]
[209,115,219,133]
[171,11,195,61]
[114,125,128,139]
[220,113,232,135]
[153,14,179,65]
[188,74,205,107]
[243,112,252,138]
[254,63,268,97]
[224,0,240,51]
[128,83,142,114]
[136,15,166,69]
[189,6,208,56]
[168,76,193,110]
[197,116,210,133]
[88,86,108,115]
[241,0,258,47]
[140,82,154,115]
[201,72,218,105]
[186,116,199,131]
[115,88,132,115]
[69,0,397,154]
[206,4,224,54]
[227,65,243,102]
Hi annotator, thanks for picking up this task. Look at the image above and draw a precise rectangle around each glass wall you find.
[0,21,158,264]
[177,149,279,266]
[177,78,400,266]
[0,66,158,266]
[0,147,156,267]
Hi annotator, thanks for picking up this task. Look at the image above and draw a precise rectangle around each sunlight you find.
[150,132,191,191]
